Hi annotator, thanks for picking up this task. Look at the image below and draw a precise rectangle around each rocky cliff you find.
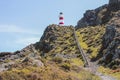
[76,0,120,69]
[98,12,120,69]
[76,0,120,28]
[109,0,120,11]
[76,4,107,28]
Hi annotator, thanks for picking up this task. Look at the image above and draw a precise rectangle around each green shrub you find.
[52,57,63,63]
[1,71,23,80]
[61,63,71,71]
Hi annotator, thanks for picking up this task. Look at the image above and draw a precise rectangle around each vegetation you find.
[0,63,101,80]
[0,56,102,80]
[76,25,106,60]
[61,63,71,71]
[76,25,120,80]
[0,25,102,80]
[98,66,120,80]
[52,57,63,63]
[70,58,84,66]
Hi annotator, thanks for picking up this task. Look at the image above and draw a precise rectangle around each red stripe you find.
[59,17,64,20]
[59,22,64,24]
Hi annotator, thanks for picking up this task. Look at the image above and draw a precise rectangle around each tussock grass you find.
[76,25,106,59]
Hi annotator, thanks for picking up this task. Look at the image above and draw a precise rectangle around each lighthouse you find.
[59,12,64,26]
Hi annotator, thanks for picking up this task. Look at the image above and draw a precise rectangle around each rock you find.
[75,0,120,68]
[22,57,31,63]
[76,5,108,28]
[76,10,96,28]
[108,0,120,11]
[108,11,120,26]
[40,24,58,42]
[22,57,44,67]
[76,0,120,29]
[35,41,52,53]
[33,60,44,67]
[14,50,20,55]
[34,24,58,53]
[102,25,116,49]
[0,62,15,72]
[109,0,120,4]
[99,22,120,68]
[0,52,12,57]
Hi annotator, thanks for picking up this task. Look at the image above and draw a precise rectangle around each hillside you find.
[75,0,120,79]
[0,25,101,80]
[0,0,120,80]
[76,0,120,70]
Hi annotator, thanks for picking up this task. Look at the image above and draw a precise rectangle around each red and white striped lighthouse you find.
[59,12,64,26]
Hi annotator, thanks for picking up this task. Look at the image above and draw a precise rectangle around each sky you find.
[0,0,108,52]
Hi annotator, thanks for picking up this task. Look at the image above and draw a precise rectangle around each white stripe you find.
[59,20,64,22]
[59,15,64,18]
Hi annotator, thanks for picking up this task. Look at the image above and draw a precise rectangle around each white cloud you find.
[15,37,40,45]
[0,25,42,51]
[0,25,41,35]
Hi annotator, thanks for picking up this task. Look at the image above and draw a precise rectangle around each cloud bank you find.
[0,25,42,51]
[0,25,41,35]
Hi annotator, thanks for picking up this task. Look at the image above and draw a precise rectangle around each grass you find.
[89,46,101,59]
[0,25,102,80]
[98,66,120,80]
[0,61,101,80]
[52,56,63,63]
[76,31,88,50]
[70,69,101,80]
[61,63,71,71]
[70,58,84,66]
[76,25,106,59]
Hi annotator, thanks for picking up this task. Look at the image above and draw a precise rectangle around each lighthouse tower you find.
[59,12,64,26]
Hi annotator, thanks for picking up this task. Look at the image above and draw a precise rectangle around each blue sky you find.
[0,0,108,52]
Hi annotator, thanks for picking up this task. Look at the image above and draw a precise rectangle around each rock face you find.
[76,0,120,29]
[109,0,120,3]
[99,12,120,69]
[101,25,120,67]
[34,24,77,57]
[76,5,107,28]
[76,0,120,69]
[102,25,116,49]
[83,11,120,69]
[109,0,120,11]
[34,24,59,54]
[77,10,97,27]
[99,25,120,68]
